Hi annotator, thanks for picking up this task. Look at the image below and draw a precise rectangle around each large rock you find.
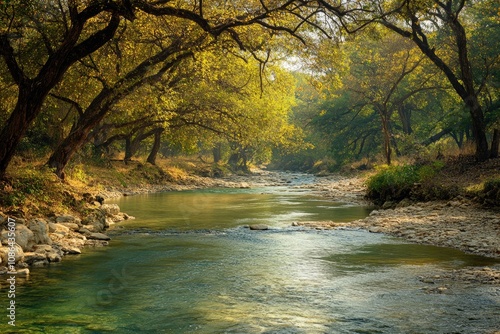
[60,245,81,254]
[27,219,52,245]
[16,268,30,277]
[47,251,62,262]
[101,204,120,216]
[56,215,81,225]
[58,222,80,231]
[0,244,24,264]
[48,222,70,235]
[249,224,269,231]
[88,233,111,241]
[82,209,107,233]
[1,224,35,251]
[24,252,48,265]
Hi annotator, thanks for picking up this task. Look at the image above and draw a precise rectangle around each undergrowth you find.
[366,161,447,206]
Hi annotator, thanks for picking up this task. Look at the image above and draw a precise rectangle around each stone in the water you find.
[88,232,111,240]
[15,268,30,277]
[62,246,81,255]
[249,224,269,230]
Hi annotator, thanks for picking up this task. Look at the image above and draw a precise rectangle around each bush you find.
[0,166,57,207]
[481,178,500,207]
[366,165,419,205]
[366,161,446,205]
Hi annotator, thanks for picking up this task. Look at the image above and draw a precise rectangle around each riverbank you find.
[291,167,500,287]
[0,159,258,278]
[1,157,499,285]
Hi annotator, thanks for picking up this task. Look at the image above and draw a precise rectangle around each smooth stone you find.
[88,233,111,241]
[61,246,81,255]
[15,268,30,277]
[249,224,269,230]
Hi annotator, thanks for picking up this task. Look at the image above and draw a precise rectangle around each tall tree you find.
[309,0,497,160]
[0,1,133,178]
[0,0,309,178]
[375,0,491,160]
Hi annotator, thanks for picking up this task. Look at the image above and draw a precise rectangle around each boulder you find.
[16,268,30,277]
[27,219,52,245]
[49,222,70,235]
[61,246,81,255]
[82,209,107,232]
[33,244,55,254]
[249,224,269,231]
[24,252,48,265]
[101,204,120,216]
[0,244,24,264]
[58,222,80,231]
[88,233,111,241]
[56,215,81,225]
[78,227,92,236]
[47,251,62,262]
[1,224,35,251]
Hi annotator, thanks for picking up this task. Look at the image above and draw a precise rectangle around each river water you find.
[1,182,499,333]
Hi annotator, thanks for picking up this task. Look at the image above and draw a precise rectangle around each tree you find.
[0,0,310,178]
[159,47,304,170]
[375,0,492,160]
[305,0,498,160]
[0,1,132,178]
[46,25,198,178]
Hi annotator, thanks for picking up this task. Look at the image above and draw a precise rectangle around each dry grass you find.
[0,155,220,218]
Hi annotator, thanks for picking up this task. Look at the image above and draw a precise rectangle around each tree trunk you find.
[47,124,98,179]
[465,97,489,161]
[0,85,44,178]
[213,143,222,163]
[422,127,452,146]
[491,129,499,159]
[147,128,164,165]
[47,49,192,178]
[398,105,412,135]
[379,112,392,165]
[381,7,489,161]
[124,137,137,163]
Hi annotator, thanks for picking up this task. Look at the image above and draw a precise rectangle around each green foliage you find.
[366,161,446,205]
[481,178,500,207]
[0,166,52,206]
[366,165,420,205]
[66,165,88,184]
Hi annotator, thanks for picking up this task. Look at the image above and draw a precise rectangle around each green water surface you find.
[1,187,499,333]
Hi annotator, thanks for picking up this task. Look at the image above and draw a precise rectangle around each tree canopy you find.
[0,0,498,178]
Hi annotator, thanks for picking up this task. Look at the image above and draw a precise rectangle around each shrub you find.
[366,162,445,205]
[366,165,419,205]
[0,166,56,207]
[481,178,500,207]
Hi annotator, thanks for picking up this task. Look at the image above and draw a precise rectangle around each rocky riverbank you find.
[1,167,499,286]
[0,170,253,279]
[293,173,500,287]
[0,203,133,280]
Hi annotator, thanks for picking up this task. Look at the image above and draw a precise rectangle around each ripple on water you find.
[1,187,499,333]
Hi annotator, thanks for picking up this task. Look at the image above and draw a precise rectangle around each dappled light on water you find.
[1,189,498,333]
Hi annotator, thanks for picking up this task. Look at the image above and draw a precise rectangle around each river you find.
[1,181,499,333]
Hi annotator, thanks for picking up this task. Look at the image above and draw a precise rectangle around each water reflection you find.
[0,189,498,333]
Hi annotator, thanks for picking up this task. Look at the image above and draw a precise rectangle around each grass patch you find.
[477,177,500,207]
[0,164,69,215]
[366,161,446,205]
